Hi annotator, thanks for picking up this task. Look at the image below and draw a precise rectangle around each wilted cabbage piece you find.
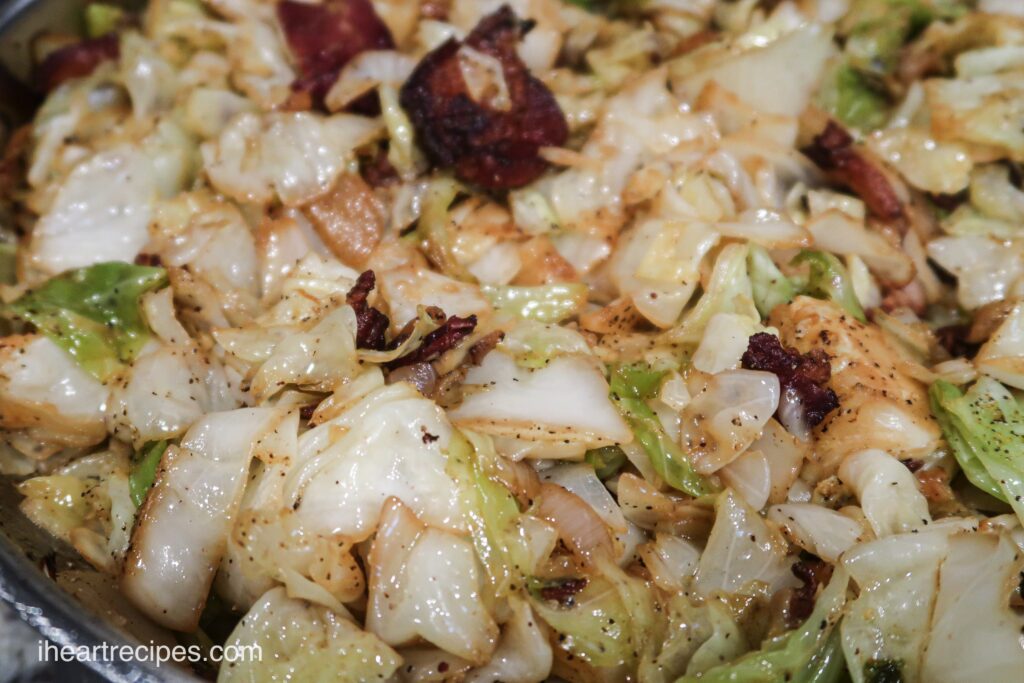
[921,532,1024,683]
[122,408,284,631]
[276,0,394,106]
[792,250,867,322]
[453,351,632,450]
[818,62,890,131]
[219,587,401,683]
[838,448,931,536]
[609,363,716,496]
[18,450,133,572]
[481,283,588,324]
[29,146,158,274]
[0,335,109,455]
[840,526,952,683]
[694,489,795,598]
[200,111,380,206]
[399,6,568,188]
[679,565,849,682]
[128,440,167,507]
[287,382,464,539]
[930,377,1024,526]
[367,497,498,663]
[2,262,168,380]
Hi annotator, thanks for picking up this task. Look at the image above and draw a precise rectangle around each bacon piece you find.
[346,270,390,350]
[360,147,400,188]
[741,332,840,433]
[35,35,119,93]
[346,270,479,367]
[386,314,477,369]
[802,121,906,224]
[935,324,978,359]
[537,577,588,607]
[786,556,832,627]
[399,5,568,189]
[277,0,394,106]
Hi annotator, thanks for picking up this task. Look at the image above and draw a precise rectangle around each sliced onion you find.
[535,482,615,562]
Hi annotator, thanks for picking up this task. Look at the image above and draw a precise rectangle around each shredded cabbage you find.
[609,364,717,497]
[3,262,168,380]
[930,377,1024,524]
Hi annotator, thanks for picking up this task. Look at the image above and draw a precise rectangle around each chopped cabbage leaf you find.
[818,62,890,131]
[219,587,401,683]
[930,377,1024,523]
[85,3,124,38]
[3,262,168,380]
[531,559,657,671]
[669,243,759,344]
[792,250,866,323]
[748,245,798,319]
[499,320,592,369]
[129,440,168,508]
[677,568,849,682]
[841,528,951,683]
[609,364,717,497]
[446,431,531,599]
[921,531,1024,683]
[694,489,794,598]
[585,446,628,480]
[481,283,588,324]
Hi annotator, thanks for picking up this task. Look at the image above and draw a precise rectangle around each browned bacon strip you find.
[36,35,119,93]
[802,121,906,224]
[277,0,394,106]
[399,5,568,189]
[346,270,390,350]
[386,315,477,369]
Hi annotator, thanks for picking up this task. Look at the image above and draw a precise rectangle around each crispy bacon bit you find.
[787,556,833,627]
[935,324,979,359]
[537,577,588,607]
[900,458,924,473]
[133,253,163,267]
[277,0,394,106]
[360,147,400,188]
[386,314,477,369]
[347,270,479,367]
[35,34,119,93]
[346,270,390,350]
[802,121,906,225]
[927,190,967,213]
[741,332,840,433]
[399,5,569,189]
